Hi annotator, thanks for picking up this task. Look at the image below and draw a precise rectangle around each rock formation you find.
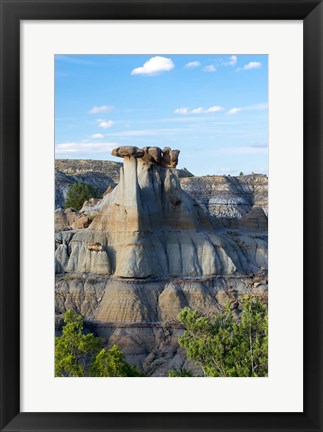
[55,146,268,375]
[181,174,268,229]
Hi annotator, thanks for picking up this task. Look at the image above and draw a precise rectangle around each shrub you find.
[168,368,193,377]
[55,310,141,377]
[65,182,100,210]
[177,296,268,377]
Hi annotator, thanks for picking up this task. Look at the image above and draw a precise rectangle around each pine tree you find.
[65,182,100,210]
[55,310,141,377]
[178,296,268,377]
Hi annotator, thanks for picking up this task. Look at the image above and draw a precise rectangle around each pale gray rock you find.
[180,174,268,229]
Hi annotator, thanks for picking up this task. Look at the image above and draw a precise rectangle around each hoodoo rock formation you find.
[55,146,268,375]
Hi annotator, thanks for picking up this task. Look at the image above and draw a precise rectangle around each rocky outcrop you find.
[56,147,266,279]
[55,208,92,231]
[180,174,268,230]
[55,159,123,182]
[55,160,267,226]
[55,146,268,376]
[55,273,267,375]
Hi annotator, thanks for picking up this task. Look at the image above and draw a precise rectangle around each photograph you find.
[54,54,268,378]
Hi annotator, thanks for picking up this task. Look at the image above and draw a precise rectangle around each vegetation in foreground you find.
[56,295,268,378]
[55,310,140,377]
[170,296,268,377]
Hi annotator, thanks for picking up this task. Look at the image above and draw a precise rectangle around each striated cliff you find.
[55,160,267,227]
[181,174,268,228]
[55,147,268,375]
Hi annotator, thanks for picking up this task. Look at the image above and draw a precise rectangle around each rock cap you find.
[112,146,180,167]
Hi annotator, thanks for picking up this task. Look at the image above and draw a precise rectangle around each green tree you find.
[239,171,244,176]
[177,296,268,377]
[90,345,140,377]
[55,310,102,377]
[167,368,193,377]
[55,310,141,377]
[65,182,100,210]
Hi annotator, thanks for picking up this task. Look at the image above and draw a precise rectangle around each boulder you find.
[112,146,145,158]
[71,214,91,229]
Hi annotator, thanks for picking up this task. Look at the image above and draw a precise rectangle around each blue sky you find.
[55,54,268,176]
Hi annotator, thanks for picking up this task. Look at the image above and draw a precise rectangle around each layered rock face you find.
[181,174,268,229]
[56,146,267,279]
[55,146,268,375]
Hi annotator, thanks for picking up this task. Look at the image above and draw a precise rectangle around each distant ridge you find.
[55,159,194,182]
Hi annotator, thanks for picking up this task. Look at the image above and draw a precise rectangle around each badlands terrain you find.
[55,147,268,376]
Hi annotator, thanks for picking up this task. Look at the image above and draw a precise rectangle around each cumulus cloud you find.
[227,107,242,115]
[242,61,262,70]
[89,105,113,114]
[222,55,237,66]
[174,106,224,115]
[185,61,201,69]
[55,142,117,155]
[91,133,104,139]
[131,56,175,76]
[203,65,216,73]
[97,120,114,129]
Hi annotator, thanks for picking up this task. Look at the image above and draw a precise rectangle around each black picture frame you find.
[0,1,322,431]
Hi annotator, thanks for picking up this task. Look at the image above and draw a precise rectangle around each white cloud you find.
[227,102,267,115]
[174,107,190,114]
[242,61,262,70]
[174,106,224,115]
[229,55,237,65]
[89,105,113,114]
[185,61,201,69]
[227,107,242,115]
[91,133,104,139]
[131,56,175,76]
[203,65,216,73]
[207,106,223,113]
[97,120,114,129]
[190,107,204,114]
[222,55,237,66]
[55,142,117,155]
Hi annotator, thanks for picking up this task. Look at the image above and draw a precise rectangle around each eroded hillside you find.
[55,147,268,376]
